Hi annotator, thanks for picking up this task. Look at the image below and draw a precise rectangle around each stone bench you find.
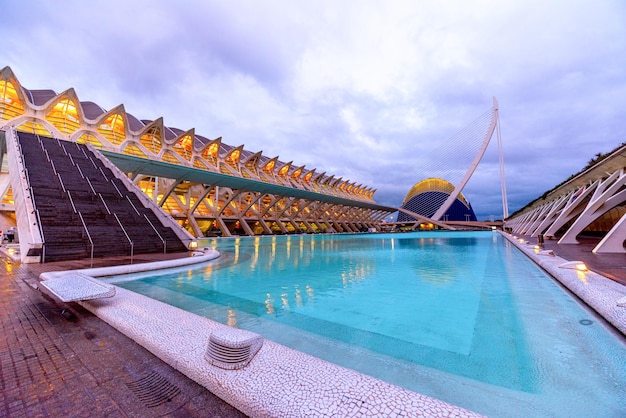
[40,272,115,302]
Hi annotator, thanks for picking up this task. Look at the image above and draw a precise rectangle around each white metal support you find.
[559,169,626,244]
[544,180,599,238]
[433,97,501,221]
[593,212,626,253]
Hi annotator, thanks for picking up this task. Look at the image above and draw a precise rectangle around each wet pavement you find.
[0,252,247,417]
[522,234,626,286]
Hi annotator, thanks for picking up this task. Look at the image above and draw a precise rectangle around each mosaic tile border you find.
[501,232,626,335]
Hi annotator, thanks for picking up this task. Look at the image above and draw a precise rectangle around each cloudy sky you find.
[2,0,625,220]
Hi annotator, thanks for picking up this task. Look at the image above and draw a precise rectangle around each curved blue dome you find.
[398,178,477,222]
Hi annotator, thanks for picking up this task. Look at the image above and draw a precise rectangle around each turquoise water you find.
[107,231,626,417]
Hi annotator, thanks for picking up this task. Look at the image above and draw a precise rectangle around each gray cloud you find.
[2,0,625,220]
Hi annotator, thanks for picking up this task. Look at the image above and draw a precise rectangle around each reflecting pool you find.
[106,231,626,417]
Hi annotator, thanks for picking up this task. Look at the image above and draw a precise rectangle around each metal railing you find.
[67,190,78,214]
[125,195,141,216]
[67,152,77,168]
[37,209,47,263]
[99,193,112,215]
[144,214,167,253]
[111,179,123,198]
[113,213,134,262]
[77,212,94,267]
[57,171,67,193]
[85,176,96,195]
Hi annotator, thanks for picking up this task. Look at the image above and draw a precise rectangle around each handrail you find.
[25,168,42,219]
[80,146,91,161]
[59,140,68,156]
[125,195,141,216]
[98,166,109,181]
[77,211,94,267]
[89,156,99,170]
[57,172,67,193]
[76,163,85,180]
[85,176,96,195]
[143,214,166,253]
[113,213,134,262]
[67,190,78,214]
[98,193,111,215]
[34,206,46,263]
[68,152,77,167]
[37,136,46,154]
[111,179,123,197]
[8,128,46,262]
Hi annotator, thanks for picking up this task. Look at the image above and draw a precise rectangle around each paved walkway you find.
[0,252,247,417]
[521,234,626,286]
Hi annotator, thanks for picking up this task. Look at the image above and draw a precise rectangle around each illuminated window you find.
[139,126,162,155]
[122,143,147,158]
[240,168,252,179]
[98,113,126,146]
[46,98,81,134]
[76,132,103,149]
[161,194,183,213]
[244,154,260,176]
[263,159,275,173]
[1,186,14,205]
[193,158,211,171]
[136,179,155,199]
[161,151,180,165]
[0,80,25,121]
[278,164,290,177]
[174,134,193,161]
[192,198,211,216]
[16,121,51,136]
[220,164,239,176]
[291,167,303,179]
[202,142,220,166]
[225,148,242,171]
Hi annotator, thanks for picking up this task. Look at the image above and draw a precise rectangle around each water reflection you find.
[227,309,237,327]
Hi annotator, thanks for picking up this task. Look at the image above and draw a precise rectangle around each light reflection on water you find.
[111,231,626,417]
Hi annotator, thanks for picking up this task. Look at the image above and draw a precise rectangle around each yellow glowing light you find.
[206,142,219,159]
[188,241,198,249]
[139,127,162,154]
[264,160,275,172]
[278,165,289,176]
[0,80,25,121]
[559,260,588,272]
[265,293,275,314]
[227,309,237,327]
[227,148,241,163]
[179,135,192,152]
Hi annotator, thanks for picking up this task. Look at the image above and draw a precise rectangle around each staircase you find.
[16,132,188,262]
